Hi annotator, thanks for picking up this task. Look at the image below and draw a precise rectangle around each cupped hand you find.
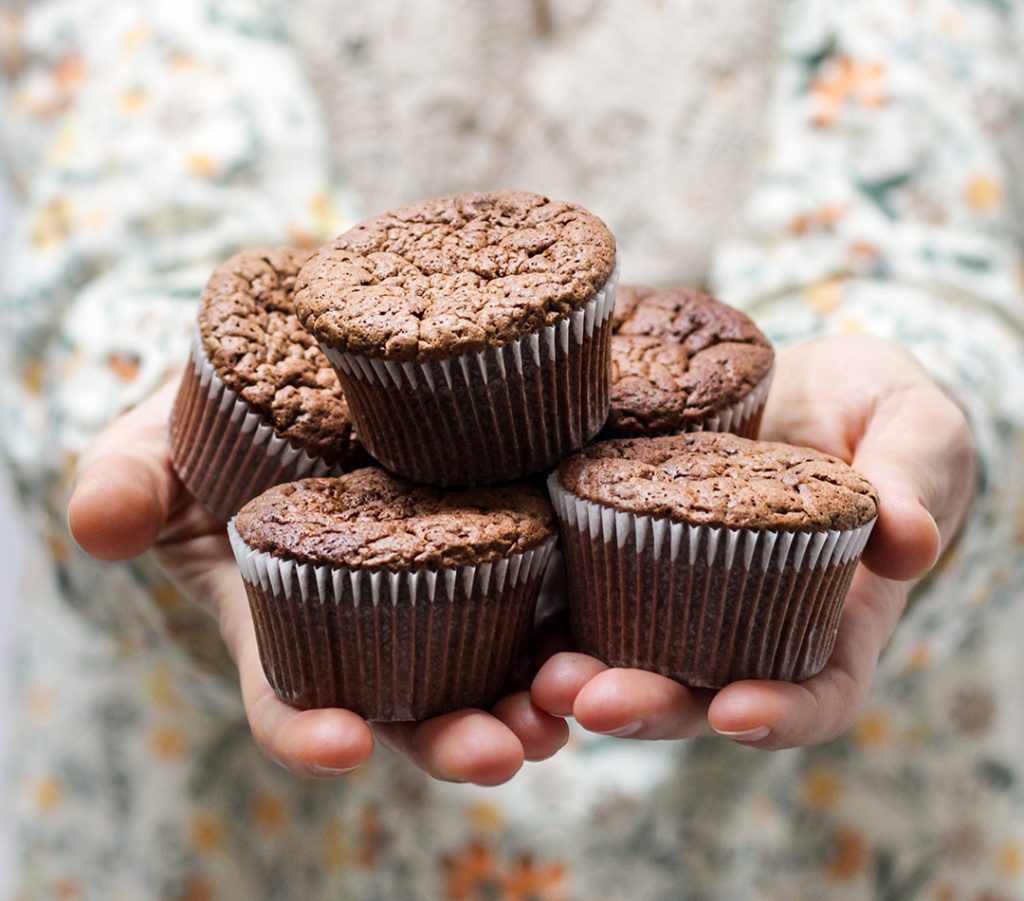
[532,335,976,749]
[68,378,568,784]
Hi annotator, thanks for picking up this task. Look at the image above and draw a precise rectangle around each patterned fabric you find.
[1,0,1023,898]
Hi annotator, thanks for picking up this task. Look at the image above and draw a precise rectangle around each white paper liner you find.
[228,523,556,720]
[547,473,876,686]
[169,331,341,521]
[318,262,620,485]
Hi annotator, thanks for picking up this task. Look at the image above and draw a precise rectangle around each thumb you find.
[853,384,975,582]
[68,381,181,561]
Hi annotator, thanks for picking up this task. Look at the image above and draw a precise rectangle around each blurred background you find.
[1,173,24,892]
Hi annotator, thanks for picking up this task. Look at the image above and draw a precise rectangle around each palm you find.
[531,336,975,748]
[69,379,568,784]
[71,335,974,763]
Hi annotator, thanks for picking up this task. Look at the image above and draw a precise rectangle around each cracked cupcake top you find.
[294,190,617,361]
[234,468,556,570]
[602,285,774,438]
[198,247,362,466]
[558,433,878,531]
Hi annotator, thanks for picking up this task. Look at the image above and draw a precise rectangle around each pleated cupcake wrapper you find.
[228,524,557,720]
[169,331,338,522]
[547,474,876,687]
[320,263,620,486]
[685,366,773,439]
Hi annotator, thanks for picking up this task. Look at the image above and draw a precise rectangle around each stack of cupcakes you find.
[170,189,877,721]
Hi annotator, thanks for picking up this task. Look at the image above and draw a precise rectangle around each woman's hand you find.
[531,335,976,749]
[67,378,568,784]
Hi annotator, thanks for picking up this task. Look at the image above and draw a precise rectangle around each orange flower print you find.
[964,174,1002,212]
[150,726,186,759]
[107,352,141,383]
[30,197,74,251]
[252,792,287,831]
[791,204,846,236]
[25,686,56,722]
[21,359,44,396]
[853,709,890,749]
[905,642,932,671]
[445,842,503,900]
[323,820,351,870]
[826,826,870,881]
[996,841,1023,879]
[466,800,504,832]
[147,666,180,709]
[811,56,885,126]
[33,775,65,813]
[187,153,218,178]
[803,767,843,810]
[444,842,568,901]
[354,805,389,868]
[53,54,84,89]
[847,241,885,275]
[802,279,843,315]
[503,856,568,901]
[120,89,149,115]
[190,813,224,854]
[181,876,214,901]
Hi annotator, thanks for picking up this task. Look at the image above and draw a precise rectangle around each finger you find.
[531,652,610,717]
[374,711,525,786]
[761,340,974,581]
[225,569,374,776]
[68,380,183,561]
[490,691,569,761]
[857,477,940,582]
[707,569,906,749]
[571,668,716,740]
[854,384,974,581]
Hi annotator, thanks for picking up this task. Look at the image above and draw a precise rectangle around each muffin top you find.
[295,190,617,362]
[198,247,362,466]
[604,335,771,437]
[611,284,771,351]
[558,433,878,531]
[602,286,773,438]
[234,468,556,570]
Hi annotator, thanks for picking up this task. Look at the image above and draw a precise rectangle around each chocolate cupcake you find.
[228,468,557,720]
[296,190,619,487]
[549,433,878,688]
[602,285,774,440]
[170,248,365,521]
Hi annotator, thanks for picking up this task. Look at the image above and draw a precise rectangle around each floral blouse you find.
[1,0,1023,898]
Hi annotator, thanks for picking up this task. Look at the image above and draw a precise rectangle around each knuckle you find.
[244,694,284,764]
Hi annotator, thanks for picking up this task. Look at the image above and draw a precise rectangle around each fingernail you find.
[598,719,644,738]
[308,763,360,778]
[714,725,771,743]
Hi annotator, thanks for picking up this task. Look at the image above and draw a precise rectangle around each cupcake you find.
[601,285,774,440]
[228,468,557,720]
[548,433,878,688]
[170,248,365,521]
[295,190,619,487]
